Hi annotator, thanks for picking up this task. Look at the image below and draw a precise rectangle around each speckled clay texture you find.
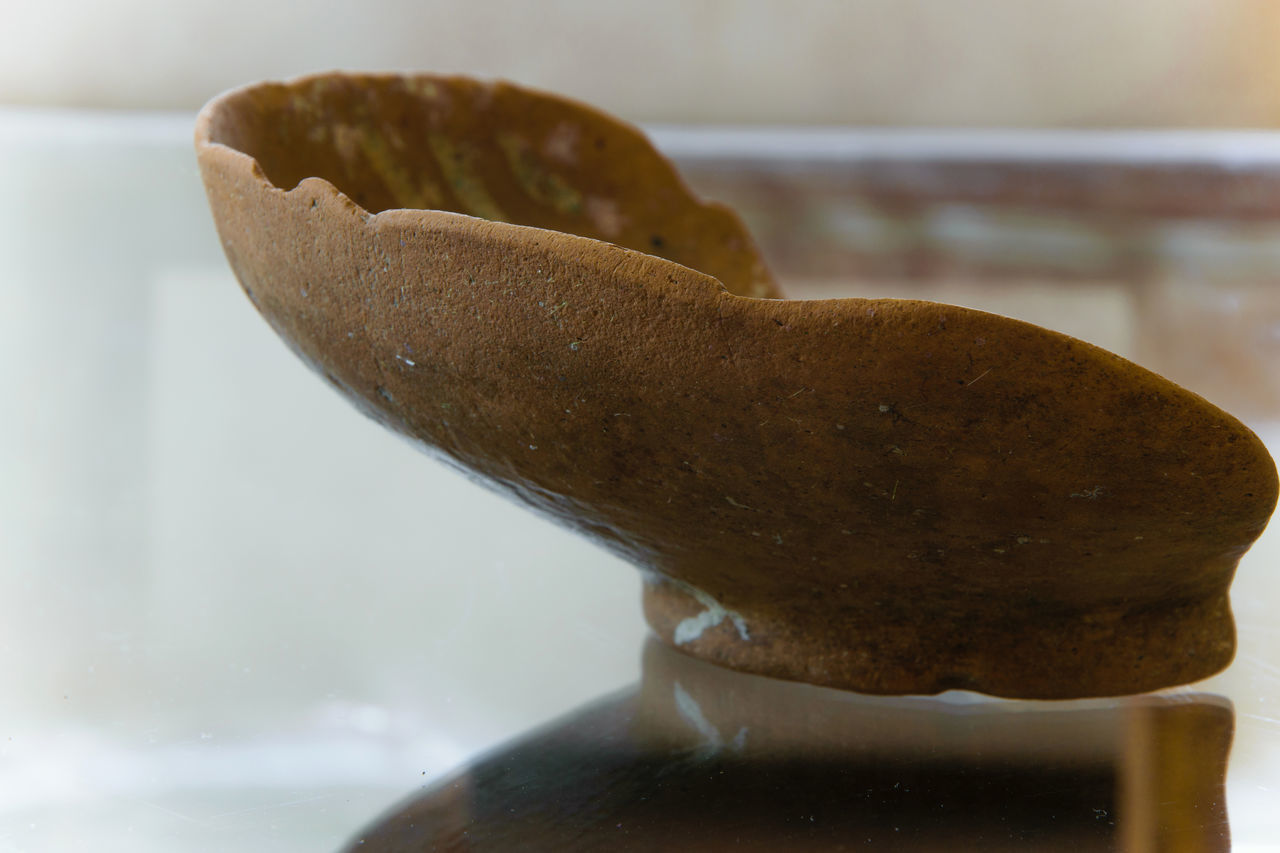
[196,73,1279,699]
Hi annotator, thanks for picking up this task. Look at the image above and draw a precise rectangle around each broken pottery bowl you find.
[195,72,1278,699]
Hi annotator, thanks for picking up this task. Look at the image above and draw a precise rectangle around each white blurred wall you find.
[3,0,1280,126]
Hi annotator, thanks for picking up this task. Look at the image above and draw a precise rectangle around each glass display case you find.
[1,110,1276,851]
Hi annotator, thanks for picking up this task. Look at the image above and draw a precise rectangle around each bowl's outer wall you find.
[195,73,1278,698]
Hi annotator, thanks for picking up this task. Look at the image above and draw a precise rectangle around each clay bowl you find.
[195,72,1278,699]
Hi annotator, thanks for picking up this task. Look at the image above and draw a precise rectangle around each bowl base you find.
[641,574,1234,699]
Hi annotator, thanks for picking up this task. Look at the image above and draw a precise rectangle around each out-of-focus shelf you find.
[655,126,1280,421]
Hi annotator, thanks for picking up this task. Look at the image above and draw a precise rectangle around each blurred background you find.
[6,0,1280,126]
[2,2,1280,851]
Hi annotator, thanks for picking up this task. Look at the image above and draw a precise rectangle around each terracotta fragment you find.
[195,72,1278,699]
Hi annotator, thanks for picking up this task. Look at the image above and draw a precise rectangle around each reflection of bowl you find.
[342,639,1234,851]
[195,72,1277,699]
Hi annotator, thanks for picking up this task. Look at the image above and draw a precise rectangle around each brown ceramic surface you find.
[195,72,1278,699]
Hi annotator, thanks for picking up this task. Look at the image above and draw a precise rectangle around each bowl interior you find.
[202,74,779,298]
